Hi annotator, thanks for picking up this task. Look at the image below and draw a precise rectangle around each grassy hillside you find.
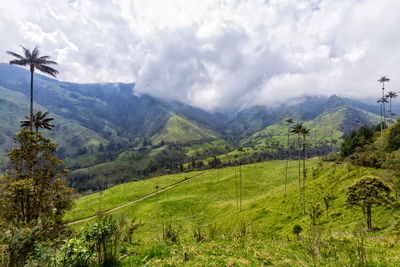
[243,107,381,151]
[0,86,110,164]
[150,114,217,145]
[66,158,400,266]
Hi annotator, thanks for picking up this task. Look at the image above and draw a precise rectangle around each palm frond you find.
[6,51,24,59]
[20,120,31,128]
[9,59,29,66]
[21,46,31,59]
[378,76,390,83]
[35,64,59,77]
[31,46,39,59]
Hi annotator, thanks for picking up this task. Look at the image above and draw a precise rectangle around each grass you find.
[242,107,381,151]
[0,86,110,164]
[66,158,400,265]
[151,114,217,145]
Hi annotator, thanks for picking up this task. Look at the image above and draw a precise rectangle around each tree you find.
[345,176,393,230]
[379,76,390,125]
[381,96,389,128]
[323,192,335,217]
[292,224,302,240]
[7,46,58,131]
[284,118,294,193]
[21,110,55,137]
[386,120,400,153]
[382,150,400,206]
[377,97,388,136]
[291,123,303,205]
[0,130,74,264]
[0,130,73,228]
[309,201,323,225]
[340,125,375,158]
[386,91,398,126]
[300,126,310,211]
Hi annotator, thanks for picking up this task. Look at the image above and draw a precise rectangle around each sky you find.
[0,0,400,111]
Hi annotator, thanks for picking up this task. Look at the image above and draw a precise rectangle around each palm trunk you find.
[302,135,306,213]
[30,67,34,132]
[390,98,393,126]
[383,101,387,127]
[285,131,290,193]
[239,163,242,211]
[235,167,238,209]
[380,103,383,138]
[297,135,301,205]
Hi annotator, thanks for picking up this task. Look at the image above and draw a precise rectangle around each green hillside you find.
[0,86,110,164]
[150,114,217,145]
[66,158,400,266]
[243,107,381,151]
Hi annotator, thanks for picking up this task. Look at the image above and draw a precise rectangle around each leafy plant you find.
[309,201,323,225]
[82,215,119,266]
[293,224,303,240]
[345,176,394,230]
[57,238,93,267]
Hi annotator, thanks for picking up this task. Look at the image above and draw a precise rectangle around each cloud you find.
[1,0,400,111]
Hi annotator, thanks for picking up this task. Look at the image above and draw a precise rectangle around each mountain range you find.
[0,63,387,191]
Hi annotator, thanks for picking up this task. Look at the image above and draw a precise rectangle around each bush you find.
[82,215,119,266]
[57,238,94,267]
[386,120,400,152]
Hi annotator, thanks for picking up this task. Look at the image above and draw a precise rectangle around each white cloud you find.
[0,0,400,111]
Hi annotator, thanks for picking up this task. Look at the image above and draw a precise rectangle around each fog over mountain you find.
[1,0,400,111]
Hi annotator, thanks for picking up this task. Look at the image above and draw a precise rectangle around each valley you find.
[0,64,384,193]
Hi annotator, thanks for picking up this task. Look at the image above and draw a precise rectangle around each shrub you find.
[386,121,400,152]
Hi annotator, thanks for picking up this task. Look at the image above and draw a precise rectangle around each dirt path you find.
[67,171,212,225]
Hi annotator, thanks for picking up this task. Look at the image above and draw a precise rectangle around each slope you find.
[65,159,399,266]
[242,105,381,152]
[0,86,110,165]
[150,114,218,145]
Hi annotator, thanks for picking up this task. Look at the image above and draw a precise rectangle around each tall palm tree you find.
[7,46,58,131]
[21,110,54,137]
[284,118,294,193]
[386,91,398,126]
[378,76,390,125]
[290,123,303,205]
[300,126,310,213]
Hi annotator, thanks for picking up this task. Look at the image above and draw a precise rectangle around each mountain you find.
[0,64,385,191]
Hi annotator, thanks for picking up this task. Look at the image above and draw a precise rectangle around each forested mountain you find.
[0,64,387,191]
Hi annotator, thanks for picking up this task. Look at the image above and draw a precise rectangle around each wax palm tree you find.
[300,126,310,212]
[386,91,398,126]
[284,118,294,193]
[378,76,390,125]
[21,110,55,137]
[290,123,303,205]
[7,46,58,131]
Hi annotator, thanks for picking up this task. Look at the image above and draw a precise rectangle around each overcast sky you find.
[1,0,400,111]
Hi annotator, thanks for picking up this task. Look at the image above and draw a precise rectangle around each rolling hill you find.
[65,158,400,266]
[0,63,388,192]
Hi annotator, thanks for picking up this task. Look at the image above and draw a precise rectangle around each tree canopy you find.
[345,175,393,230]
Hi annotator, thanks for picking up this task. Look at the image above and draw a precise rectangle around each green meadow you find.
[66,158,400,266]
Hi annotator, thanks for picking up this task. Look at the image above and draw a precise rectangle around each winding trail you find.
[67,171,212,226]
